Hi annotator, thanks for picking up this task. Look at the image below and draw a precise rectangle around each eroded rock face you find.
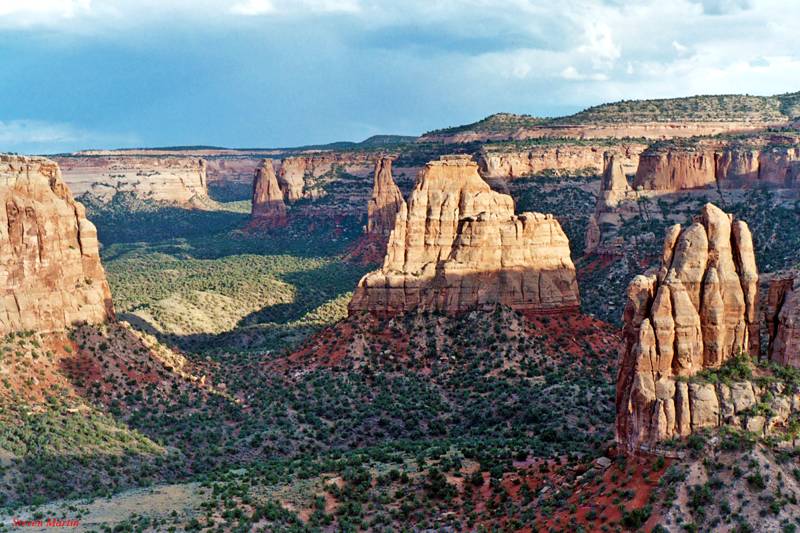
[251,159,287,226]
[766,272,800,368]
[349,156,580,314]
[584,153,634,255]
[0,155,114,334]
[366,158,404,236]
[479,143,644,179]
[633,148,717,190]
[55,156,209,206]
[616,203,759,452]
[278,153,376,202]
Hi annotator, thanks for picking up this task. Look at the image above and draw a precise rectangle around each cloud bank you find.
[0,0,798,153]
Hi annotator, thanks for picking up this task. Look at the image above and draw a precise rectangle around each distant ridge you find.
[422,91,800,138]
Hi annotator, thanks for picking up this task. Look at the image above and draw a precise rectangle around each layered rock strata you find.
[55,156,209,206]
[366,158,404,236]
[251,159,288,226]
[0,155,114,334]
[616,203,759,452]
[349,156,580,314]
[479,143,645,179]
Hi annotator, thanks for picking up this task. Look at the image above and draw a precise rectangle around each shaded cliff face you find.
[250,159,287,227]
[766,272,800,368]
[480,143,645,179]
[615,204,760,453]
[0,155,114,334]
[366,157,403,236]
[349,156,580,314]
[632,136,800,192]
[55,156,209,206]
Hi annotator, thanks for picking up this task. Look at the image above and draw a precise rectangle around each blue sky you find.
[1,0,799,153]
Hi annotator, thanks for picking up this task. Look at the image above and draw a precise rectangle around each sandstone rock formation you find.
[585,153,634,255]
[766,272,800,368]
[633,146,717,190]
[366,157,404,236]
[479,143,644,179]
[278,153,376,202]
[616,203,759,452]
[349,156,580,314]
[251,159,288,226]
[0,155,114,334]
[55,156,209,206]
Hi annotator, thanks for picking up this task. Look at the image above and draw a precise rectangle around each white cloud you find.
[672,40,689,54]
[230,0,275,16]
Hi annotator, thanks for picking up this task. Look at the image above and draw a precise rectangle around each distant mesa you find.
[54,155,210,207]
[0,155,114,335]
[250,159,288,227]
[349,155,580,315]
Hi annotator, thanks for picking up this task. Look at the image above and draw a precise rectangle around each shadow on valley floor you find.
[115,260,369,356]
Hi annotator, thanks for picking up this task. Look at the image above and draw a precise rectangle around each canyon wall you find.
[278,153,377,202]
[616,204,760,453]
[349,155,580,315]
[250,159,287,227]
[766,272,800,368]
[633,136,800,191]
[0,155,114,334]
[55,156,210,206]
[479,143,645,179]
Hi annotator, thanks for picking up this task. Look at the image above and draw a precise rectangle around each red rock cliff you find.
[251,159,287,226]
[0,155,114,334]
[366,157,403,236]
[766,272,800,368]
[349,156,580,314]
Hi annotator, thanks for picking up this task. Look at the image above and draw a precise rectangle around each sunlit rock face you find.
[251,159,287,227]
[0,155,114,334]
[349,155,580,315]
[615,203,760,453]
[56,156,210,206]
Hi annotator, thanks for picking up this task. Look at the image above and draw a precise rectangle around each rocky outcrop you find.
[278,153,376,202]
[585,153,635,255]
[251,159,287,226]
[616,204,759,453]
[55,156,209,206]
[479,143,644,179]
[633,147,717,190]
[366,158,403,236]
[766,272,800,368]
[0,155,114,334]
[349,156,580,314]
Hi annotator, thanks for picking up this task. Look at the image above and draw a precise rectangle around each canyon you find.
[349,155,580,315]
[0,155,114,335]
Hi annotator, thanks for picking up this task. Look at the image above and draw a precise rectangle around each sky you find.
[1,0,799,154]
